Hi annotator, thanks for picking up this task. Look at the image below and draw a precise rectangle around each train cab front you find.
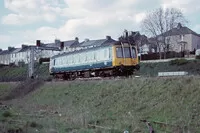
[112,42,139,75]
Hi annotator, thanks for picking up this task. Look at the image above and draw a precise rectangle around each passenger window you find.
[87,52,91,61]
[109,48,111,59]
[61,57,64,65]
[93,52,96,60]
[85,53,88,61]
[65,56,68,64]
[72,55,74,63]
[78,54,81,63]
[68,56,72,64]
[66,56,68,64]
[104,49,107,58]
[76,55,79,64]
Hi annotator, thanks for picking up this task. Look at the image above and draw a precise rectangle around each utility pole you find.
[28,46,44,79]
[28,46,35,78]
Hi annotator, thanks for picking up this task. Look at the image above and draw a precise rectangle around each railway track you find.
[51,75,141,82]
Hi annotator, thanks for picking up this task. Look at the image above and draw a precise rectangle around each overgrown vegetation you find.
[0,77,199,132]
[139,59,200,77]
[0,82,17,99]
[2,111,12,117]
[169,58,189,65]
[196,55,200,59]
[0,63,51,82]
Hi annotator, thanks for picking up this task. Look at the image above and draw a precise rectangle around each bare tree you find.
[141,7,187,59]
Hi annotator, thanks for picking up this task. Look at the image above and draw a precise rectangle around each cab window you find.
[124,47,131,58]
[132,47,136,58]
[116,47,131,58]
[116,47,123,58]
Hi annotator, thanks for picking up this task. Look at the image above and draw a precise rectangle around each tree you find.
[141,7,187,59]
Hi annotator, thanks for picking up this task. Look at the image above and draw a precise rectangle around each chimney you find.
[60,42,64,50]
[106,36,111,40]
[55,39,60,45]
[129,31,134,36]
[85,38,89,42]
[123,29,128,39]
[75,37,79,42]
[36,40,41,47]
[177,23,182,29]
[22,44,28,49]
[8,47,15,52]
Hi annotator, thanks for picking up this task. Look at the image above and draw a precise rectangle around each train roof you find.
[51,43,113,59]
[51,41,135,59]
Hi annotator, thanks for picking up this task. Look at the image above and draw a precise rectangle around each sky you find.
[0,0,200,50]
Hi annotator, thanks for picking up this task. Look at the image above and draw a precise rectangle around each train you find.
[49,41,140,80]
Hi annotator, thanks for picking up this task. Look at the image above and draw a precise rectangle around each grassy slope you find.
[0,82,17,99]
[1,77,200,133]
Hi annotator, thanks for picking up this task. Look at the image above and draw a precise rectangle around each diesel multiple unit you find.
[49,41,139,80]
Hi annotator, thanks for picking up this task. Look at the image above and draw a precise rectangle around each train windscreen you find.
[124,48,131,58]
[116,47,132,58]
[132,47,137,58]
[116,47,123,58]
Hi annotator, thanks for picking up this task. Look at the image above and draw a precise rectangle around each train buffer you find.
[158,71,188,77]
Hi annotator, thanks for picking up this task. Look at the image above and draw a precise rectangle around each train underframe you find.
[51,65,140,80]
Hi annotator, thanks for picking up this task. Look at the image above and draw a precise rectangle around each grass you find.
[0,77,199,132]
[0,82,17,99]
[0,66,27,81]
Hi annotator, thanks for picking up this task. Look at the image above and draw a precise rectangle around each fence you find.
[139,52,185,60]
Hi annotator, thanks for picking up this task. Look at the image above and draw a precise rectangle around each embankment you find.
[0,77,200,132]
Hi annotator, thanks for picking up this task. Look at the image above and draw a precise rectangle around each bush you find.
[169,59,188,66]
[196,55,200,59]
[30,121,37,128]
[29,121,43,129]
[2,111,12,117]
[45,76,53,82]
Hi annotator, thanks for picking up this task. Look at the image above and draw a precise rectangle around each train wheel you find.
[84,71,90,78]
[62,73,69,80]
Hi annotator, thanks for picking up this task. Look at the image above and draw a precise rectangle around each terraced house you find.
[0,43,61,66]
[0,47,15,65]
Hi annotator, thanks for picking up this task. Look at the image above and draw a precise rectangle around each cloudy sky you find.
[0,0,200,50]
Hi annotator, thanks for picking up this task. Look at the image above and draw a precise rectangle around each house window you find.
[180,35,184,41]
